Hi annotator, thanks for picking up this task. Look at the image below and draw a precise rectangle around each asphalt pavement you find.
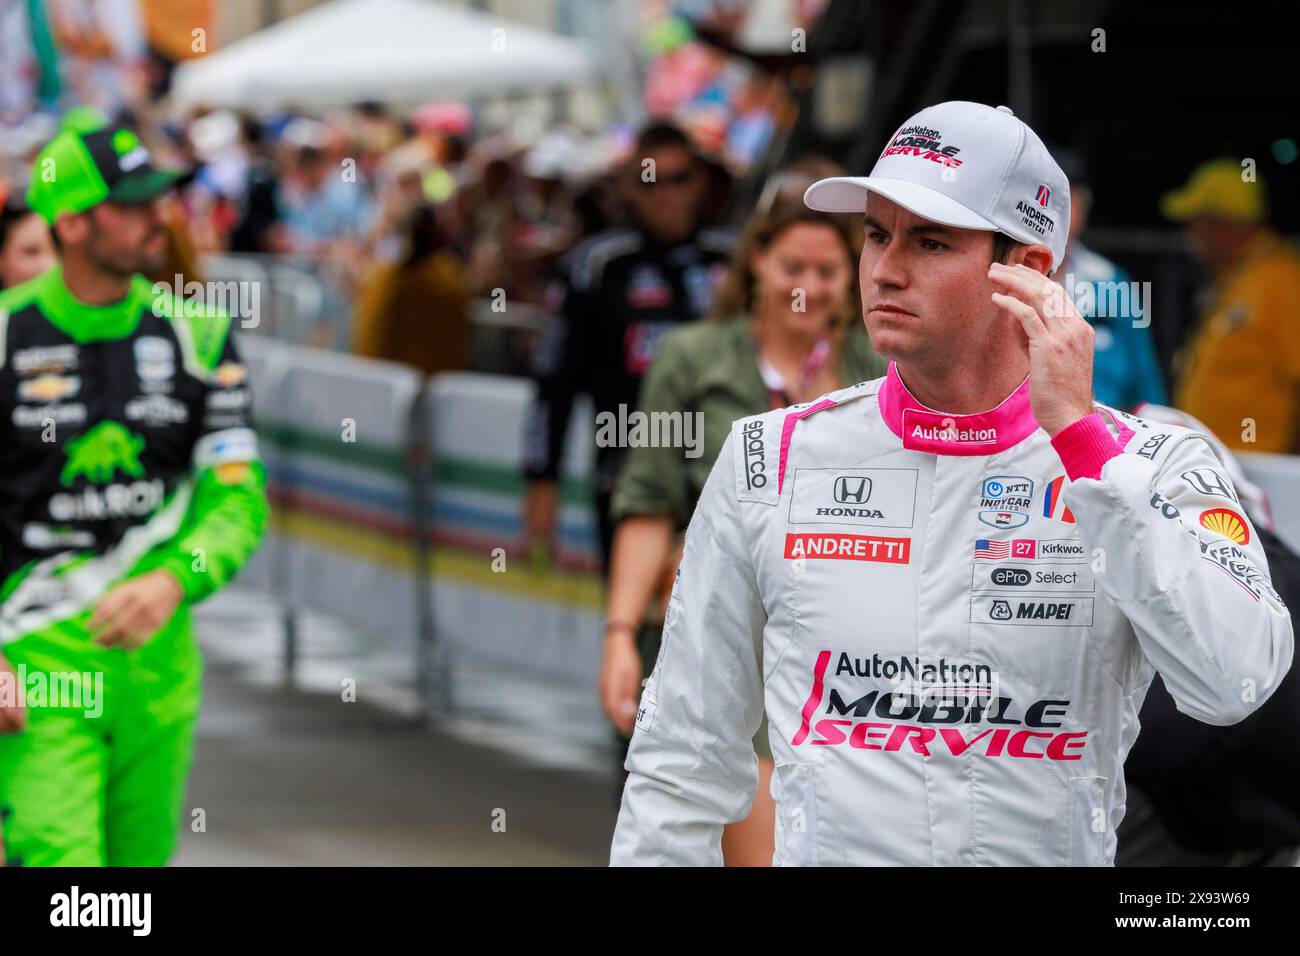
[176,589,619,865]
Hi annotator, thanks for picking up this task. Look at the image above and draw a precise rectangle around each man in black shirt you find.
[522,122,732,572]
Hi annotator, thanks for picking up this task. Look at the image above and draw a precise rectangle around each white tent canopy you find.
[172,0,597,110]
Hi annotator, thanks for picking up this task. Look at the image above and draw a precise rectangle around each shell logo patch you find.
[1199,508,1249,545]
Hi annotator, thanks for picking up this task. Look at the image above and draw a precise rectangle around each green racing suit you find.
[0,264,267,866]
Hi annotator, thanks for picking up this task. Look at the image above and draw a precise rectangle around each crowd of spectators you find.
[0,0,804,363]
[2,91,1298,444]
[0,97,696,361]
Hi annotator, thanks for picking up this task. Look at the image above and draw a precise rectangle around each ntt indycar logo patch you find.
[790,650,1088,760]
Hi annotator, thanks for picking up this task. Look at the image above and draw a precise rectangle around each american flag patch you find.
[974,539,1011,559]
[974,538,1037,560]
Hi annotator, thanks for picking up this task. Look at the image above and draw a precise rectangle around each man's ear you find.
[53,212,87,247]
[1012,244,1054,276]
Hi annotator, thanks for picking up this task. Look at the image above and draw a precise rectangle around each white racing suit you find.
[611,362,1294,866]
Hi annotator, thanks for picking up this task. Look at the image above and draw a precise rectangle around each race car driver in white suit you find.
[610,101,1294,866]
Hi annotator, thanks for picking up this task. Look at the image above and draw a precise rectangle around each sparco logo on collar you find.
[1136,433,1170,460]
[880,125,963,168]
[742,419,766,489]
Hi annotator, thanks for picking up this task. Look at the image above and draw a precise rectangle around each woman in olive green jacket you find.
[600,193,886,865]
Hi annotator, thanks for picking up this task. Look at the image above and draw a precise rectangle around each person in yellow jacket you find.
[1164,159,1300,452]
[352,205,471,377]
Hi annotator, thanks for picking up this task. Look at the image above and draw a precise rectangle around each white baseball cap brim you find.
[804,175,1001,232]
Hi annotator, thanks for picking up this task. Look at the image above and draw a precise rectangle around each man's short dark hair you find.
[634,121,694,158]
[991,231,1023,264]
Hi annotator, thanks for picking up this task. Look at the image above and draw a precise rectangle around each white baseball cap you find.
[804,101,1071,273]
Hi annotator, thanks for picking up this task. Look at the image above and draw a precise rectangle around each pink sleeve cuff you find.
[1050,413,1124,482]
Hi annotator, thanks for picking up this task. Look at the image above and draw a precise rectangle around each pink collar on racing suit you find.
[877,360,1041,455]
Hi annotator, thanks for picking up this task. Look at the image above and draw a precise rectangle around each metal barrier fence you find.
[201,253,544,377]
[239,335,601,715]
[208,235,1293,393]
[237,335,1300,720]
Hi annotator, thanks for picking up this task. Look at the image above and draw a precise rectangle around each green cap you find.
[59,105,110,135]
[25,127,189,225]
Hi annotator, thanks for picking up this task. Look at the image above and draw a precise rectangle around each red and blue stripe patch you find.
[1042,474,1075,523]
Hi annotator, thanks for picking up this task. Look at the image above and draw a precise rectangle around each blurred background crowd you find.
[3,0,1297,437]
[1,0,1298,866]
[1,0,807,363]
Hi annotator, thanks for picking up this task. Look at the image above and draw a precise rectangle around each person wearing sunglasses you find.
[523,121,733,576]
